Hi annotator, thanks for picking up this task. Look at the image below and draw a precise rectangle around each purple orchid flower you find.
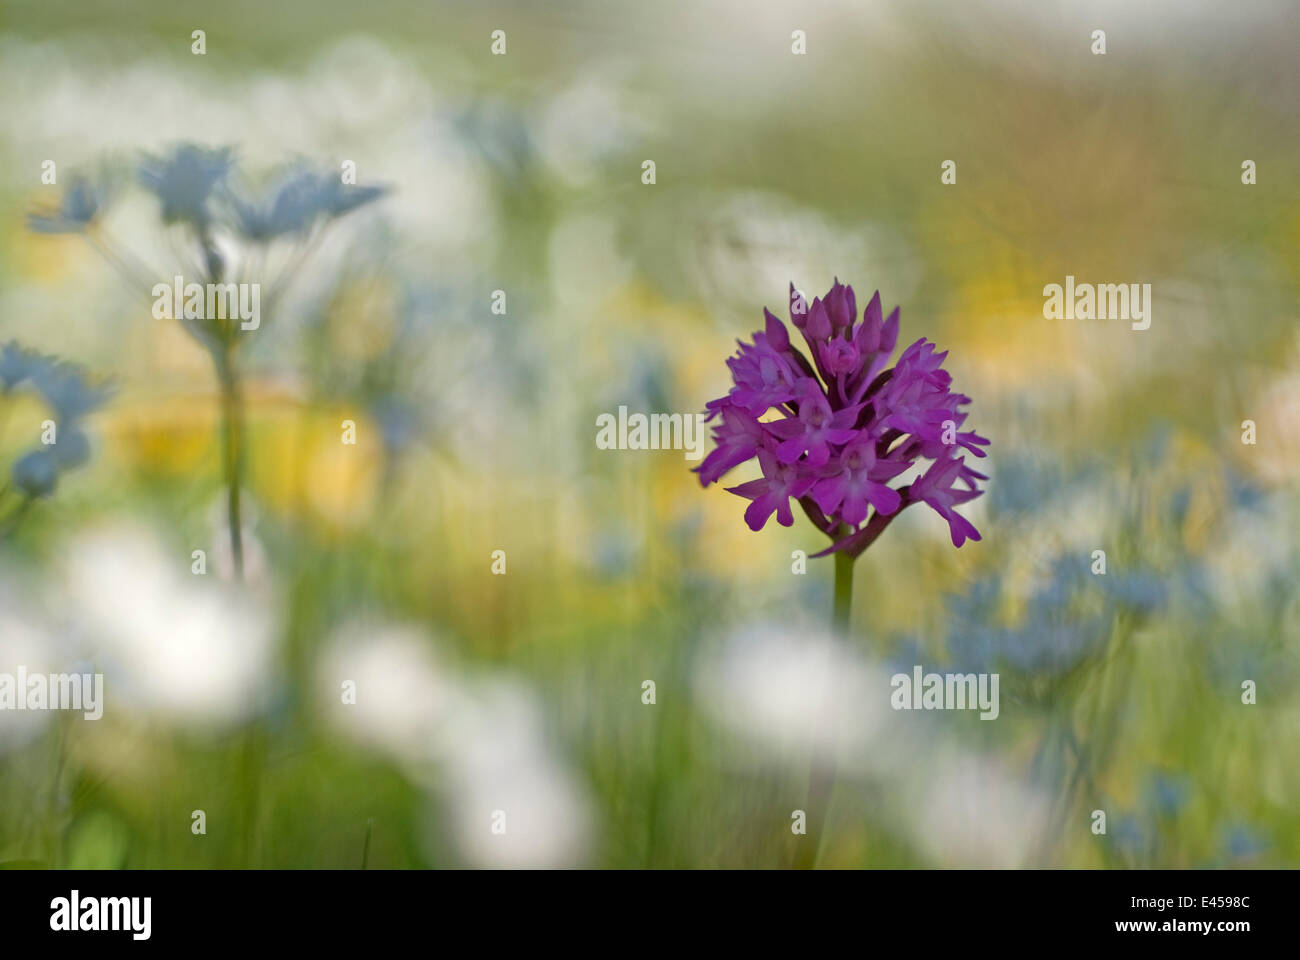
[696,402,767,486]
[765,379,862,467]
[695,280,989,557]
[811,439,907,527]
[707,309,802,417]
[725,445,816,531]
[910,451,987,547]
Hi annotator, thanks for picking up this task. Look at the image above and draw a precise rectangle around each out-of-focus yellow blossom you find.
[251,404,383,535]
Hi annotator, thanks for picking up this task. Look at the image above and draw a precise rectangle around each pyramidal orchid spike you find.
[694,280,988,557]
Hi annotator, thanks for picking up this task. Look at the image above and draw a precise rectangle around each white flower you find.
[317,622,594,868]
[0,578,59,752]
[695,621,1051,866]
[905,751,1050,868]
[317,623,451,767]
[694,622,896,770]
[60,521,277,727]
[433,677,593,869]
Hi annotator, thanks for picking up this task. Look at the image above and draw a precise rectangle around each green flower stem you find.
[833,546,854,634]
[798,536,855,869]
[215,342,246,581]
[361,818,374,870]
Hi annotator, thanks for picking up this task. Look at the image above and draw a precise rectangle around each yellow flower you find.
[250,404,382,535]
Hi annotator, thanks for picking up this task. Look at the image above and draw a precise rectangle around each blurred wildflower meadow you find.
[1,0,1299,869]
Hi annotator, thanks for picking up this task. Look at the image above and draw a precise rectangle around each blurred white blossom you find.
[59,521,277,727]
[317,623,451,766]
[318,623,593,868]
[0,576,60,752]
[695,622,896,768]
[695,622,1050,866]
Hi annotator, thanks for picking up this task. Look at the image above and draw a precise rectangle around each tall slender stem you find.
[216,344,245,581]
[361,818,374,870]
[797,539,854,868]
[833,547,853,634]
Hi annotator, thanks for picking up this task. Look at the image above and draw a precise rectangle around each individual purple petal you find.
[811,440,902,526]
[725,447,815,531]
[789,283,809,325]
[795,296,832,341]
[763,308,791,352]
[854,291,884,354]
[694,403,766,486]
[824,279,856,335]
[944,511,982,547]
[822,338,860,377]
[766,381,862,466]
[880,306,900,354]
[911,452,984,547]
[721,334,800,415]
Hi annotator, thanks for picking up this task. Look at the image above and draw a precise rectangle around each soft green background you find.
[1,0,1298,867]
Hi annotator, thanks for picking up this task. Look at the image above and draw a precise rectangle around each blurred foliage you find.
[1,0,1298,868]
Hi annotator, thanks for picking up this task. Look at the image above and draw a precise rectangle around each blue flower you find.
[11,450,59,498]
[31,360,115,422]
[229,166,387,242]
[0,341,46,391]
[229,167,323,242]
[945,624,1006,674]
[1221,822,1267,860]
[988,455,1061,519]
[939,562,1109,677]
[1142,773,1190,817]
[313,176,388,219]
[1110,814,1149,857]
[1228,472,1266,511]
[1099,571,1168,612]
[27,174,107,234]
[49,426,91,470]
[999,618,1107,674]
[139,144,234,230]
